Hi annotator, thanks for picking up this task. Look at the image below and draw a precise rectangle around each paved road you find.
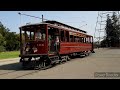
[0,48,120,79]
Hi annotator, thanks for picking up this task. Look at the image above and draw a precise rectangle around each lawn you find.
[0,51,20,60]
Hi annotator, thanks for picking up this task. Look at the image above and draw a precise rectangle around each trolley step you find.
[51,59,61,64]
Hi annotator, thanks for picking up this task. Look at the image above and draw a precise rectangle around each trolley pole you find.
[18,12,48,23]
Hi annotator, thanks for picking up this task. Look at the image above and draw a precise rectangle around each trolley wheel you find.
[35,59,52,70]
[91,50,95,53]
[67,55,70,61]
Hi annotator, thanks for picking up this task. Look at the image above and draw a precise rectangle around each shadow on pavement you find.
[0,54,92,71]
[0,62,22,70]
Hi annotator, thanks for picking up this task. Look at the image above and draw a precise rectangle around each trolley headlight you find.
[25,47,30,51]
[25,44,30,52]
[32,47,38,53]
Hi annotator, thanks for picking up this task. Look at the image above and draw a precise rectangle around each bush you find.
[0,46,6,52]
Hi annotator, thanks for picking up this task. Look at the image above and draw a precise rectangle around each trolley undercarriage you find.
[20,50,94,70]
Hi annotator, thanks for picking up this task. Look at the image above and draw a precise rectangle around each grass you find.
[0,51,20,60]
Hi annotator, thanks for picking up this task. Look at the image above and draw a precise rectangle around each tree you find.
[105,14,112,47]
[0,33,6,52]
[103,12,120,47]
[0,22,10,37]
[5,32,20,51]
[111,12,120,47]
[0,22,7,52]
[0,21,20,51]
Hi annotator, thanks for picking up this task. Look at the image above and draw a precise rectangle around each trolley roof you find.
[44,20,87,33]
[20,20,86,33]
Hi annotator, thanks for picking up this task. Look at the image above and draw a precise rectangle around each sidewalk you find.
[0,57,20,62]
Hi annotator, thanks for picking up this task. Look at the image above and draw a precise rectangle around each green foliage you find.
[0,46,6,52]
[100,39,107,47]
[5,32,20,51]
[0,21,20,52]
[0,33,4,45]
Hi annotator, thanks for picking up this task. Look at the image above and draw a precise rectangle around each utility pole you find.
[42,15,43,22]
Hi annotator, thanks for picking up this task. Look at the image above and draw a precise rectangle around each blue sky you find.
[0,11,98,37]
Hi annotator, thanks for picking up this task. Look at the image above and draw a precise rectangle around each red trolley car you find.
[19,20,95,69]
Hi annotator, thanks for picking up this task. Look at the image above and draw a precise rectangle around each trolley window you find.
[21,25,46,41]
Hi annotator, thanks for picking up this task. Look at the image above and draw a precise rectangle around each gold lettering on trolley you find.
[37,44,44,46]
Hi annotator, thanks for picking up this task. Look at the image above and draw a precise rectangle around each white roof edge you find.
[19,23,92,36]
[19,23,49,28]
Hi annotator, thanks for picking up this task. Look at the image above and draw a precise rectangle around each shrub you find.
[0,46,6,52]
